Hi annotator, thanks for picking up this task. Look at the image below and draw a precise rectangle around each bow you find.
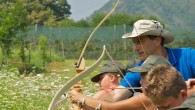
[48,46,106,110]
[48,0,120,109]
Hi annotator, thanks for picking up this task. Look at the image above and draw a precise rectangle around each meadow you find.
[1,60,127,110]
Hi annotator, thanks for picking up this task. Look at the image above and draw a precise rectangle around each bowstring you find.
[112,23,149,109]
[105,47,148,110]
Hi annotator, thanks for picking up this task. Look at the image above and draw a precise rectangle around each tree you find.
[75,19,90,27]
[58,18,76,27]
[17,0,71,25]
[39,35,47,67]
[0,2,29,62]
[90,12,142,27]
[1,0,72,26]
[39,0,71,20]
[90,13,110,27]
[108,12,134,26]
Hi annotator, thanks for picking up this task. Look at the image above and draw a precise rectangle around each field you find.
[1,60,127,110]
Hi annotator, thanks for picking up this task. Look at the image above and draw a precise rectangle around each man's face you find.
[131,36,160,61]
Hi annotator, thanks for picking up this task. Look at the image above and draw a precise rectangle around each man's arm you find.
[92,90,107,100]
[100,72,142,102]
[98,86,132,102]
[70,90,157,110]
[91,67,142,102]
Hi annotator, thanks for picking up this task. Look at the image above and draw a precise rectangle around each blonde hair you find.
[144,64,187,102]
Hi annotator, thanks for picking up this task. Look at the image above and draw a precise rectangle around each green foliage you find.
[84,12,150,27]
[89,12,134,26]
[90,13,109,27]
[132,14,144,22]
[58,18,76,27]
[39,35,47,50]
[44,16,58,27]
[167,37,195,48]
[39,35,47,67]
[108,12,134,26]
[75,19,90,27]
[0,2,29,60]
[39,0,71,20]
[7,0,71,25]
[15,63,36,75]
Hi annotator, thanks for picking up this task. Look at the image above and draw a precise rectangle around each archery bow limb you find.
[47,46,106,110]
[75,0,120,71]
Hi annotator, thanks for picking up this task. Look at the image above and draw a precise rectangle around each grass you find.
[1,59,128,110]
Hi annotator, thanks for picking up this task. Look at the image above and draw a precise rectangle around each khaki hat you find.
[122,20,174,44]
[169,93,195,110]
[91,61,126,82]
[128,55,171,73]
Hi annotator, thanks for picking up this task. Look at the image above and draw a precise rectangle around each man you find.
[144,64,188,110]
[119,19,195,94]
[90,61,126,101]
[69,55,172,110]
[110,19,195,103]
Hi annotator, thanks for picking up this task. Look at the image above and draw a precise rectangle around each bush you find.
[14,63,43,75]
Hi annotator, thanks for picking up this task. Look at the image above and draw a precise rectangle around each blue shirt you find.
[120,47,195,88]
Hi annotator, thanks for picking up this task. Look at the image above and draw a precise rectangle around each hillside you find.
[91,0,195,39]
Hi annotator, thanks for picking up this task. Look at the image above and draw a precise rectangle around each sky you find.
[67,0,109,21]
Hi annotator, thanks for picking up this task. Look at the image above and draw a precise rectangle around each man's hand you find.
[186,78,195,90]
[69,90,84,103]
[186,79,195,96]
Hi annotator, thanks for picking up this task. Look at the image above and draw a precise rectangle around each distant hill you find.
[90,0,195,39]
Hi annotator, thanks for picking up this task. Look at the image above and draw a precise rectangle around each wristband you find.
[81,97,86,106]
[95,103,102,110]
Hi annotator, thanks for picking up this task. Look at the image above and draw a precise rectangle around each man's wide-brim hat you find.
[122,20,174,44]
